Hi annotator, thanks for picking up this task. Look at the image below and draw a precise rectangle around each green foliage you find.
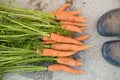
[0,2,71,78]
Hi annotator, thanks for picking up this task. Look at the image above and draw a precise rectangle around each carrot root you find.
[42,36,51,41]
[51,43,90,51]
[42,41,57,44]
[55,14,87,22]
[50,4,71,14]
[74,34,90,41]
[50,33,84,45]
[48,64,84,74]
[61,21,87,27]
[57,4,72,11]
[61,25,84,33]
[36,49,76,57]
[57,57,83,66]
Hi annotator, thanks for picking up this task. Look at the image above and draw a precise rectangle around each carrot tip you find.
[65,3,72,6]
[77,10,81,12]
[80,70,85,74]
[79,62,84,66]
[88,45,93,48]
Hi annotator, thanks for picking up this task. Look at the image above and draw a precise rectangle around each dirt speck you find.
[83,1,86,4]
[35,1,43,11]
[66,0,73,4]
[27,0,34,6]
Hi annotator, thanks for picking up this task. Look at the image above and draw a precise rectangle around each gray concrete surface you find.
[0,0,120,80]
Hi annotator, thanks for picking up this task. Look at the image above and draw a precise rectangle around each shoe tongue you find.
[107,41,120,64]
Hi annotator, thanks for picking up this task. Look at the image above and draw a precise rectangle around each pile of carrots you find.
[37,4,90,74]
[0,3,91,76]
[38,33,90,74]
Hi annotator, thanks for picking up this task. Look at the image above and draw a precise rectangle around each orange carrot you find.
[74,34,90,41]
[42,36,51,41]
[41,34,90,44]
[50,4,80,15]
[61,21,87,27]
[48,64,84,74]
[50,4,71,14]
[51,11,81,16]
[79,16,85,19]
[36,49,76,57]
[57,4,72,11]
[42,41,57,44]
[50,33,84,45]
[51,43,90,51]
[80,27,87,30]
[55,13,87,22]
[64,11,81,15]
[61,25,85,33]
[57,57,83,66]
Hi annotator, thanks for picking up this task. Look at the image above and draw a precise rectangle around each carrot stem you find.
[4,66,47,73]
[3,16,49,36]
[42,45,51,48]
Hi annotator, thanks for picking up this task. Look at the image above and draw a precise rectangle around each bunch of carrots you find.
[39,4,90,74]
[0,2,90,79]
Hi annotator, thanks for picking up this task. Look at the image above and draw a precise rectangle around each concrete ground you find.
[0,0,120,80]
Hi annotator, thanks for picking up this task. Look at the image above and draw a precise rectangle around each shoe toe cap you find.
[97,8,120,36]
[102,41,120,67]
